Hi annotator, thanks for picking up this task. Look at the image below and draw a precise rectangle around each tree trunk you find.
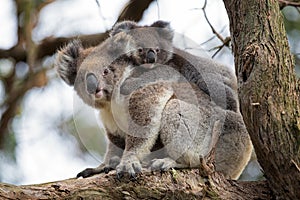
[223,0,300,199]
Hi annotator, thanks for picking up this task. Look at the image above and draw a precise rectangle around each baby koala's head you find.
[110,20,174,68]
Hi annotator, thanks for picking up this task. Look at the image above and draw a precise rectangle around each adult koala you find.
[55,24,252,180]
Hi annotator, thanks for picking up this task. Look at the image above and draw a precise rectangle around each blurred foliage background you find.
[0,0,299,184]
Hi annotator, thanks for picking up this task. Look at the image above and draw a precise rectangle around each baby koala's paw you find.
[116,154,142,180]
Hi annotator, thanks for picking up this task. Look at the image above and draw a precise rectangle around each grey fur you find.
[55,28,252,180]
[111,20,239,112]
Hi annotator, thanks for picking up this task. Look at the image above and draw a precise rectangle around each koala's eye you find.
[103,68,109,76]
[155,48,160,53]
[108,66,115,72]
[138,47,143,54]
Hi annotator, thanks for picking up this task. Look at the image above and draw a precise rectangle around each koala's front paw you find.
[150,158,181,171]
[77,156,121,178]
[116,155,142,180]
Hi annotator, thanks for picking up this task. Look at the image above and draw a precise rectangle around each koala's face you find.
[55,33,134,109]
[110,20,174,67]
[76,57,129,108]
[74,59,115,108]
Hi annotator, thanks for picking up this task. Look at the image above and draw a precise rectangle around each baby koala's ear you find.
[110,20,138,36]
[150,20,174,41]
[55,40,83,86]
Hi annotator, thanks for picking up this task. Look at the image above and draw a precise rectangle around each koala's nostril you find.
[146,50,156,63]
[86,73,98,94]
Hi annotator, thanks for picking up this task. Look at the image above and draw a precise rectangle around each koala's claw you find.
[129,172,137,181]
[116,167,140,181]
[104,167,111,174]
[115,156,142,179]
[116,171,125,180]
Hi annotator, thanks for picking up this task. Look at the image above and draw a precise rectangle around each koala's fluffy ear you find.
[55,40,83,86]
[110,21,138,36]
[150,20,170,28]
[150,20,174,41]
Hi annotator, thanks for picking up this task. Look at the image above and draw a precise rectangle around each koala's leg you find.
[115,83,174,178]
[173,56,239,112]
[153,98,217,171]
[215,111,253,180]
[77,133,124,178]
[201,75,239,112]
[116,135,159,179]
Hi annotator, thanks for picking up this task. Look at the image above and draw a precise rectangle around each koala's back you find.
[171,48,237,88]
[166,47,239,112]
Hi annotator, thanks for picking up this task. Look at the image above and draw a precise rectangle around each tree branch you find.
[202,0,227,44]
[279,0,300,8]
[0,169,271,199]
[117,0,154,22]
[197,0,231,58]
[0,69,47,148]
[0,0,155,62]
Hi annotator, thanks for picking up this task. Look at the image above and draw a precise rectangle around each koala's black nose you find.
[86,73,98,94]
[146,50,156,63]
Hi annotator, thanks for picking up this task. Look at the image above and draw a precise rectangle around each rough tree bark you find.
[0,168,271,199]
[223,0,300,199]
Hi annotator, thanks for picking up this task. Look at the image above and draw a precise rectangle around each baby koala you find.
[55,31,252,180]
[110,20,173,67]
[110,20,240,112]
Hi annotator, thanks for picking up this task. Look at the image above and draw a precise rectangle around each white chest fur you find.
[111,65,133,133]
[99,105,125,137]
